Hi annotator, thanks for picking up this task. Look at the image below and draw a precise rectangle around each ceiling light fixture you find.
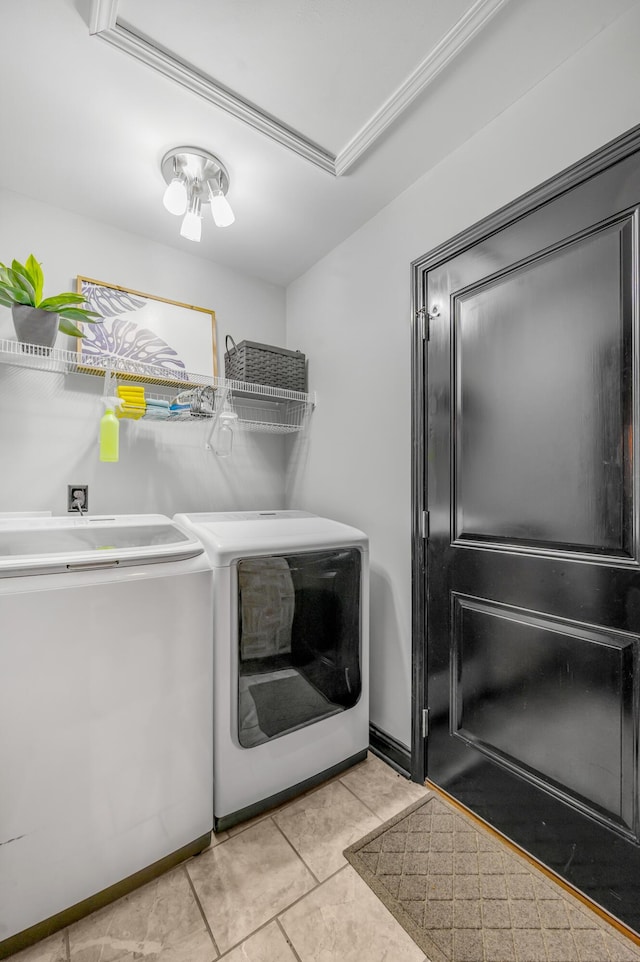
[161,147,234,242]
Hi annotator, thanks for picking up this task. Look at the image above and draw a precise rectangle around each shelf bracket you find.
[204,385,230,452]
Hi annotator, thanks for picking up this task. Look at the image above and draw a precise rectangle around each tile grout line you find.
[222,811,273,842]
[214,915,285,960]
[219,865,357,959]
[182,863,222,959]
[337,773,387,823]
[206,819,334,959]
[273,865,352,927]
[64,927,71,962]
[275,858,434,961]
[95,894,117,962]
[276,917,304,962]
[212,915,305,962]
[340,767,431,826]
[316,858,366,888]
[271,816,323,886]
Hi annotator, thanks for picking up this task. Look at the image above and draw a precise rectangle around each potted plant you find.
[0,254,101,351]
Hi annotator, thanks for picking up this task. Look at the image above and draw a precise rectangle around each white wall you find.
[286,4,640,749]
[0,188,287,516]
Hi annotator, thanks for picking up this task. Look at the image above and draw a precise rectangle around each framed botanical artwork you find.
[76,276,217,385]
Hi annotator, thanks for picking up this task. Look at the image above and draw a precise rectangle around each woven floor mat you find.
[343,794,640,962]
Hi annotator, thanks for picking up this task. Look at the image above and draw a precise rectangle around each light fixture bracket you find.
[161,146,230,201]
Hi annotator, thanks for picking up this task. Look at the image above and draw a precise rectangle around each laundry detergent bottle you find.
[99,397,121,462]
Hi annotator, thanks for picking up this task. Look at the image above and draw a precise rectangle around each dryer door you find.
[236,547,362,748]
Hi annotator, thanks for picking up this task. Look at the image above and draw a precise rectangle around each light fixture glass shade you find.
[209,186,235,227]
[180,189,202,242]
[163,177,188,215]
[180,209,202,242]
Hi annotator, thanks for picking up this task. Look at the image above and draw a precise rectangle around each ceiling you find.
[0,0,637,285]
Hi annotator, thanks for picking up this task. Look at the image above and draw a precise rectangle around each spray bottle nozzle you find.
[100,396,123,411]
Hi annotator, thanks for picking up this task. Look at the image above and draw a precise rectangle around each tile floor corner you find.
[9,753,431,962]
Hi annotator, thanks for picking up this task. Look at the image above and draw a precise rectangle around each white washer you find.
[173,510,369,830]
[0,514,213,952]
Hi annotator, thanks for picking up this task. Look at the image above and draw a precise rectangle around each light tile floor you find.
[11,753,431,962]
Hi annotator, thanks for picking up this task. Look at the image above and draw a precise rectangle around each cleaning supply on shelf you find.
[169,391,193,415]
[116,384,146,419]
[191,386,215,417]
[144,397,171,420]
[99,397,122,462]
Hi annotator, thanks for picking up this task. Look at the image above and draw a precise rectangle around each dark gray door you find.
[419,138,640,928]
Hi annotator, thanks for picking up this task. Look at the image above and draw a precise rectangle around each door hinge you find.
[422,708,430,739]
[421,510,430,540]
[416,307,429,341]
[417,304,439,339]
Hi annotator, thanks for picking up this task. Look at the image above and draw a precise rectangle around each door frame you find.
[410,121,640,785]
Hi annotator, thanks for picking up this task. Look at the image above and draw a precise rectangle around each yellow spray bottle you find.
[99,397,122,462]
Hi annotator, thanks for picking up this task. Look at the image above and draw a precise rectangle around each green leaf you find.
[25,255,44,304]
[10,258,33,283]
[0,290,16,307]
[39,292,86,311]
[57,317,85,338]
[0,276,16,296]
[10,258,27,276]
[8,262,35,304]
[0,284,32,305]
[58,307,101,323]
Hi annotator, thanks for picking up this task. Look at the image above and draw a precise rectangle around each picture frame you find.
[76,276,217,386]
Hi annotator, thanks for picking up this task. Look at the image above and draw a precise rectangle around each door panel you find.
[451,594,637,834]
[454,217,634,555]
[423,143,640,929]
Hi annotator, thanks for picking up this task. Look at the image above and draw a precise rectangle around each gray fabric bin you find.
[224,336,307,392]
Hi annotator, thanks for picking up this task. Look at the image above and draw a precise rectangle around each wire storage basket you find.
[234,399,308,433]
[224,336,306,392]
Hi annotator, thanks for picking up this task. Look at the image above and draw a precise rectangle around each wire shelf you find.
[0,338,315,434]
[236,420,302,435]
[234,401,309,434]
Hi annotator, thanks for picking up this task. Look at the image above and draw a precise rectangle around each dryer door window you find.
[236,547,362,748]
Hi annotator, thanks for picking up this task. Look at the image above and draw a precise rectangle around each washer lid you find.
[173,510,368,565]
[0,514,203,577]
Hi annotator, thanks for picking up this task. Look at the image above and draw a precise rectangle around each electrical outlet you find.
[68,484,89,513]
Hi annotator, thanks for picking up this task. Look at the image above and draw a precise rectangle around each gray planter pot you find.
[11,305,59,353]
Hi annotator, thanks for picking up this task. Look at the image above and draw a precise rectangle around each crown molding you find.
[91,12,336,174]
[89,0,118,34]
[90,0,511,177]
[334,0,511,175]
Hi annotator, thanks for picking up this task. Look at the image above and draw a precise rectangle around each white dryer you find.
[173,510,369,830]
